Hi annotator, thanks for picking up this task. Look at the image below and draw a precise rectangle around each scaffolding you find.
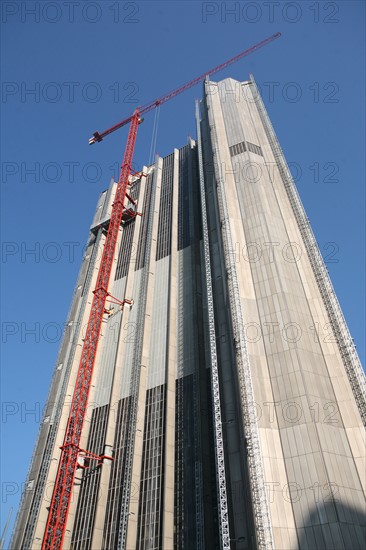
[250,75,366,426]
[176,230,205,549]
[203,86,275,550]
[196,101,231,550]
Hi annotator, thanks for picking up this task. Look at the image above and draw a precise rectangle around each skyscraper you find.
[12,76,366,550]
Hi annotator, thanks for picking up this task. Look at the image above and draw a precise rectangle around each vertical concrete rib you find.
[196,101,231,550]
[202,83,274,550]
[162,149,179,548]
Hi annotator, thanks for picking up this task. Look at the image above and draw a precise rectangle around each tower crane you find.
[42,32,281,550]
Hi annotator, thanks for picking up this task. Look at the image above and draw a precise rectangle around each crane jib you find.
[88,32,281,145]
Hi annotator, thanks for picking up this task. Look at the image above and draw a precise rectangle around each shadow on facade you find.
[297,500,366,550]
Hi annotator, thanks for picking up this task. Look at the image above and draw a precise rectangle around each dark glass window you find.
[156,155,174,261]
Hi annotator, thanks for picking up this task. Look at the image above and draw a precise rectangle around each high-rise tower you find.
[12,77,366,550]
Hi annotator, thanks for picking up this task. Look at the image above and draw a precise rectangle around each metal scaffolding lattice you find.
[203,86,274,550]
[196,101,231,550]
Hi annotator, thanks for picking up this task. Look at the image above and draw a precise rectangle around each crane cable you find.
[148,104,160,166]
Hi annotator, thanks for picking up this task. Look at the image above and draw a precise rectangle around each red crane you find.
[42,32,281,550]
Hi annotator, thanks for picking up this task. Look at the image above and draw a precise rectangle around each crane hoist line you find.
[42,32,281,550]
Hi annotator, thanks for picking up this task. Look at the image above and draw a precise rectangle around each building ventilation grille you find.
[229,141,263,157]
[229,141,246,157]
[247,141,263,156]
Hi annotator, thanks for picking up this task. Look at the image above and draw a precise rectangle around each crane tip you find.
[89,131,103,145]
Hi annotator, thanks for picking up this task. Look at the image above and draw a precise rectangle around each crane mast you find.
[42,112,141,549]
[42,33,281,550]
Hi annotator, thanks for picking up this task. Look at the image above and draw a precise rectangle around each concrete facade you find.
[11,77,365,550]
[199,76,366,549]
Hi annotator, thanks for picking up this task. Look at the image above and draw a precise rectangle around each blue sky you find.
[1,0,365,544]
